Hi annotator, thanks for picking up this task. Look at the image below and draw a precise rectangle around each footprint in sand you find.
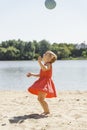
[73,114,82,119]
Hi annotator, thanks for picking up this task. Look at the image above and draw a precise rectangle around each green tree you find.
[5,46,20,60]
[38,40,51,56]
[0,47,6,60]
[51,43,59,59]
[82,50,87,58]
[1,41,8,48]
[24,41,35,60]
[53,43,71,59]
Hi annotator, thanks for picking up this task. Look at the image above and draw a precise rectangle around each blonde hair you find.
[47,51,57,63]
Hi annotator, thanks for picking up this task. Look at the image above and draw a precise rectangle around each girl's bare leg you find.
[38,91,50,115]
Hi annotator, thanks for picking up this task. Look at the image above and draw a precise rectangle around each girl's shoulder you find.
[45,62,52,70]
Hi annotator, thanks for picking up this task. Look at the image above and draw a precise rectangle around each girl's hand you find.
[26,72,40,77]
[26,72,32,77]
[38,56,42,62]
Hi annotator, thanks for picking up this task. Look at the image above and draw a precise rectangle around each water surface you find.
[0,60,87,90]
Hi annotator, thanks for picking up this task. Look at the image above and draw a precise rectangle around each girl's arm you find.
[38,56,51,71]
[26,72,40,77]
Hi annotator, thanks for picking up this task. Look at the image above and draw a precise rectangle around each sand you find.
[0,90,87,130]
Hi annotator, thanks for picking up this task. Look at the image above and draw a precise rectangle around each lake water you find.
[0,60,87,90]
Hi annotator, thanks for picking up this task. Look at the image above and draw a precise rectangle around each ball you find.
[45,0,56,10]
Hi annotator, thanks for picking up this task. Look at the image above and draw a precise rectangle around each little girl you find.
[27,50,57,115]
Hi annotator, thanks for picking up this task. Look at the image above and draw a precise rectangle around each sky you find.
[0,0,87,44]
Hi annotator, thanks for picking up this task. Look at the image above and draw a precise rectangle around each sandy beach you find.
[0,90,87,130]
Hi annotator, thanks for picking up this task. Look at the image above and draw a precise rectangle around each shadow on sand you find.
[9,113,48,124]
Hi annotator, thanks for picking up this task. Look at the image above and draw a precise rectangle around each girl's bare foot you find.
[41,112,50,115]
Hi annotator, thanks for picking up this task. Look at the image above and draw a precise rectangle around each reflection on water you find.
[0,60,87,90]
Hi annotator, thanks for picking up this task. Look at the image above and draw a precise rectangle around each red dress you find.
[27,65,57,98]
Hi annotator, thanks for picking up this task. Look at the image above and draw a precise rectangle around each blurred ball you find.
[45,0,56,10]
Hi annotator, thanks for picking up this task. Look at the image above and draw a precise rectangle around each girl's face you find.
[43,51,53,63]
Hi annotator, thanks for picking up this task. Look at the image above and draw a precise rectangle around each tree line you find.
[0,39,87,60]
